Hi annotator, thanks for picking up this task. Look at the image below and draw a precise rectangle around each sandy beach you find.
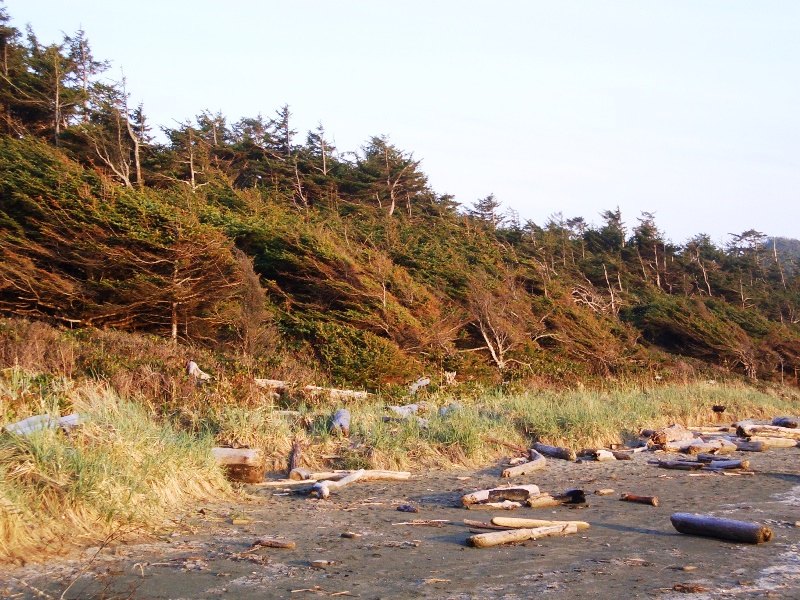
[3,448,799,599]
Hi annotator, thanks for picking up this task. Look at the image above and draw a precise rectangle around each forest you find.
[1,4,799,391]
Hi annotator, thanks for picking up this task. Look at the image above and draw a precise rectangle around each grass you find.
[1,361,798,564]
[0,377,229,564]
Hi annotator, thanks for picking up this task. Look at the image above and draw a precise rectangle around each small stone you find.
[594,489,615,496]
[682,565,698,571]
[397,504,419,513]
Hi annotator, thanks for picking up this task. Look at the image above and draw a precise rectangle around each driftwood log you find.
[461,484,540,506]
[620,493,658,506]
[737,424,800,440]
[746,436,800,448]
[700,458,750,470]
[289,468,411,482]
[254,379,370,401]
[501,449,547,477]
[4,413,83,436]
[648,459,704,471]
[252,538,296,550]
[771,416,799,429]
[734,440,767,452]
[533,442,577,461]
[331,409,351,436]
[463,519,512,530]
[527,494,564,508]
[288,441,303,473]
[670,513,773,544]
[466,500,522,511]
[650,424,695,446]
[492,517,590,531]
[211,447,264,483]
[312,469,364,499]
[467,523,578,548]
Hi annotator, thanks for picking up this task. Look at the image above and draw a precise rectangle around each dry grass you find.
[0,378,229,564]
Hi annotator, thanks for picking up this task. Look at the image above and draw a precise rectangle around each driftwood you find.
[4,413,83,436]
[746,436,800,448]
[650,424,695,446]
[663,438,736,455]
[703,459,750,471]
[254,379,370,401]
[387,404,419,418]
[466,500,522,511]
[408,377,431,395]
[734,440,767,452]
[501,449,547,477]
[252,538,296,550]
[492,517,590,531]
[687,425,732,434]
[467,523,578,548]
[212,447,264,483]
[771,416,799,429]
[737,424,800,440]
[461,484,540,506]
[620,493,658,506]
[288,441,303,473]
[532,442,577,461]
[186,360,211,381]
[331,409,351,436]
[291,468,410,483]
[578,448,617,462]
[527,494,563,508]
[648,459,704,471]
[312,469,365,499]
[670,513,773,544]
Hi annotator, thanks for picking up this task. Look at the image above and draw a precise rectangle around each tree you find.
[469,194,503,229]
[359,136,427,217]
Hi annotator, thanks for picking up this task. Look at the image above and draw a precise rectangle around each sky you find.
[5,0,800,245]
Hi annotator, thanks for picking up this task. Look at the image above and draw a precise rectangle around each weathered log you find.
[312,469,365,499]
[686,438,737,455]
[661,439,696,453]
[696,453,741,463]
[4,413,84,436]
[648,459,704,471]
[702,459,750,471]
[487,487,542,503]
[687,425,733,434]
[186,360,211,381]
[467,523,578,548]
[734,439,767,452]
[771,416,799,429]
[737,424,800,440]
[466,500,522,511]
[212,447,261,466]
[304,385,370,401]
[595,450,618,462]
[620,493,658,506]
[492,517,590,531]
[291,468,410,483]
[578,448,616,461]
[670,513,772,544]
[408,377,431,395]
[288,441,303,473]
[526,494,565,508]
[461,484,540,506]
[610,450,633,460]
[501,449,547,477]
[212,447,264,483]
[650,424,695,446]
[331,409,351,437]
[252,538,296,550]
[533,442,577,461]
[387,404,419,418]
[746,436,800,448]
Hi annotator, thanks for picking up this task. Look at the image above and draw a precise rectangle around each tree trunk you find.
[670,513,772,544]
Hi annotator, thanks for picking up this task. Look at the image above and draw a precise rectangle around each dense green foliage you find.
[1,4,799,390]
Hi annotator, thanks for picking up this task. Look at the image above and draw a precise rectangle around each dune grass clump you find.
[0,379,229,564]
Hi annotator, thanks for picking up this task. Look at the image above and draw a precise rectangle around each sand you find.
[2,448,799,599]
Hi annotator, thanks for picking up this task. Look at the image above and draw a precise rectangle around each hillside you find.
[1,5,799,391]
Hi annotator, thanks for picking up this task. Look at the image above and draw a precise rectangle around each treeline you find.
[1,5,799,388]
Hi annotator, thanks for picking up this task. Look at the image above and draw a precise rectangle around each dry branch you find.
[461,484,540,506]
[312,469,365,499]
[620,493,659,506]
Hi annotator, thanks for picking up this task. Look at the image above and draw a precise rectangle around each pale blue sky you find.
[6,0,799,244]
